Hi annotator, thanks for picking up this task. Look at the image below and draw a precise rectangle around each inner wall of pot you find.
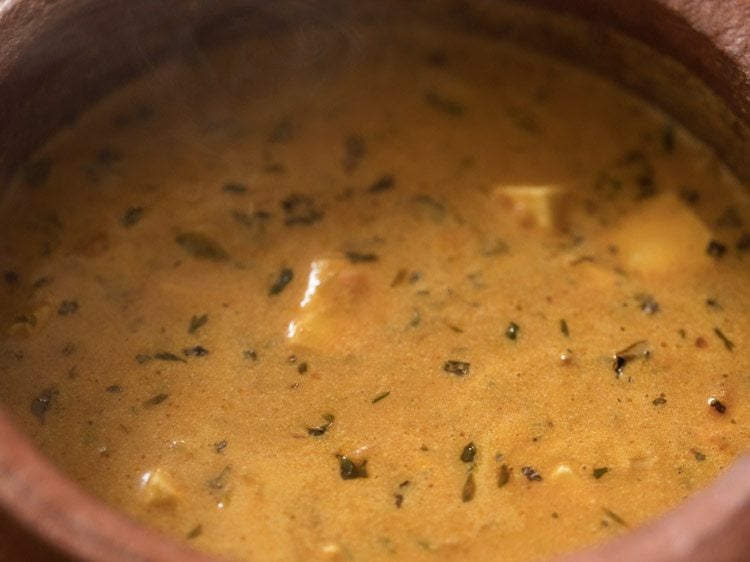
[0,2,748,562]
[0,0,749,187]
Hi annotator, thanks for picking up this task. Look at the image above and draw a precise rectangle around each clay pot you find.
[0,1,748,561]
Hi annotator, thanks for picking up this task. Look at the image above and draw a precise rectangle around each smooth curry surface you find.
[1,24,750,562]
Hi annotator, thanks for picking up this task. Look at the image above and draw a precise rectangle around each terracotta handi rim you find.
[0,409,215,562]
[0,0,750,561]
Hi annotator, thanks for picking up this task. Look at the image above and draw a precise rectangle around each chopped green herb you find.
[281,194,323,226]
[13,313,38,329]
[592,467,610,479]
[509,107,542,135]
[693,450,706,461]
[424,90,465,116]
[243,349,258,361]
[223,182,248,194]
[232,210,271,231]
[706,239,728,258]
[121,206,144,227]
[135,354,151,364]
[57,300,79,316]
[367,174,395,193]
[106,385,123,393]
[636,294,659,315]
[594,171,623,197]
[462,472,476,502]
[713,327,735,351]
[409,309,421,328]
[497,464,511,488]
[207,466,233,508]
[460,442,477,463]
[480,236,510,256]
[186,525,203,539]
[617,150,656,199]
[372,391,391,404]
[708,397,727,414]
[31,388,57,424]
[345,251,379,263]
[85,147,122,183]
[443,360,470,376]
[706,298,722,310]
[505,322,520,340]
[521,466,542,482]
[214,440,228,454]
[263,162,286,175]
[154,352,186,363]
[413,194,446,222]
[175,232,229,261]
[183,345,209,357]
[602,507,628,527]
[613,355,627,376]
[337,454,368,479]
[560,319,569,337]
[297,362,308,374]
[188,313,208,334]
[679,186,700,205]
[143,393,169,407]
[343,134,366,173]
[32,276,51,289]
[394,493,404,508]
[652,394,667,406]
[390,269,407,287]
[269,267,294,296]
[306,413,335,437]
[612,340,651,377]
[207,466,231,490]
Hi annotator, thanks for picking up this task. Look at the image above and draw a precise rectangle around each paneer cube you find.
[140,468,179,507]
[492,185,568,231]
[604,193,712,275]
[287,257,377,352]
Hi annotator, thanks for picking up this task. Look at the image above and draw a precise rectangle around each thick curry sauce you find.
[1,24,750,562]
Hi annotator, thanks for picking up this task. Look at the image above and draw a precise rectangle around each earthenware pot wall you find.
[0,1,748,561]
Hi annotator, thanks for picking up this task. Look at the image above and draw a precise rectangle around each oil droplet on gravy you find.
[1,22,750,562]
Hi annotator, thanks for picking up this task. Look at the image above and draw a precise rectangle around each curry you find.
[1,23,749,562]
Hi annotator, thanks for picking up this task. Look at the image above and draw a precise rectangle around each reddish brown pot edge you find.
[559,454,750,562]
[1,0,750,561]
[527,0,750,123]
[0,408,218,562]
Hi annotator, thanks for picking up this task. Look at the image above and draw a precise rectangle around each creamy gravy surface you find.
[1,24,750,562]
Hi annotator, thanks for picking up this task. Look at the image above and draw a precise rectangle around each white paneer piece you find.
[492,185,568,231]
[287,257,376,352]
[605,192,712,275]
[140,468,179,507]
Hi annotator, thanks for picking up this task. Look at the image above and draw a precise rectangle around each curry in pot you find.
[1,23,749,562]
